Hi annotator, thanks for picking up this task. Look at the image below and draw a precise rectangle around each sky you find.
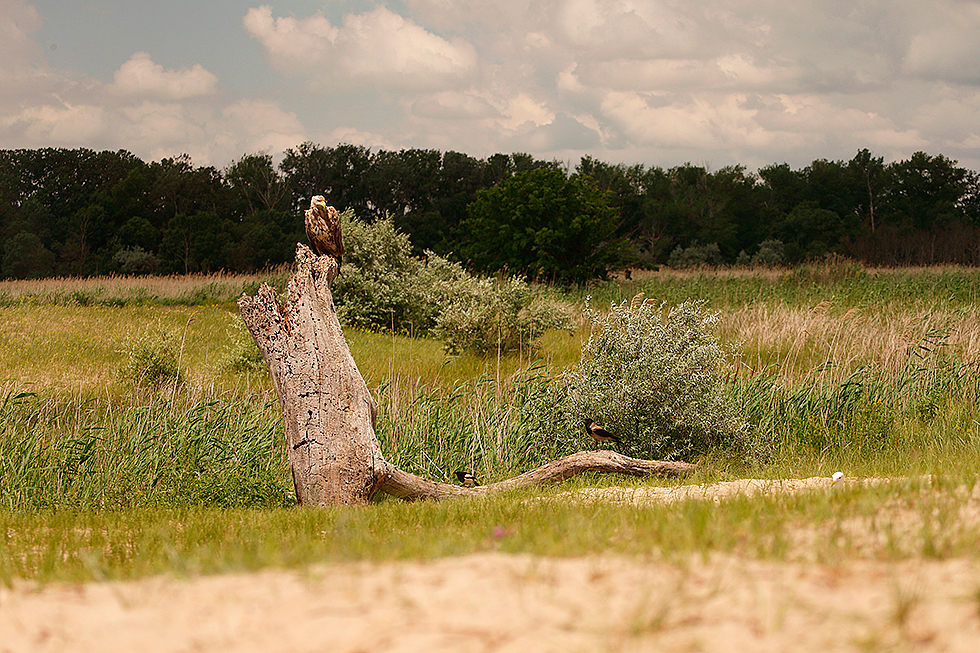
[3,0,980,173]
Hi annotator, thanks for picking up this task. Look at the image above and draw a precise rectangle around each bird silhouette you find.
[583,418,621,446]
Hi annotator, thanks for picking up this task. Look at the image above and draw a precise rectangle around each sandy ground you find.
[4,476,980,653]
[556,474,899,506]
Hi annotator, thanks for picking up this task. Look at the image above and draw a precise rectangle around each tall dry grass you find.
[726,301,980,382]
[3,263,980,510]
[0,268,288,306]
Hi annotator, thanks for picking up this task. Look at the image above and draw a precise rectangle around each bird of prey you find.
[583,418,621,446]
[304,195,344,269]
[455,471,478,487]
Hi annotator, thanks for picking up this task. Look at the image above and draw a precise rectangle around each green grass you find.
[4,263,980,583]
[3,474,979,585]
[580,263,980,312]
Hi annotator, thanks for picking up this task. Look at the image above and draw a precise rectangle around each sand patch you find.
[3,552,980,652]
[4,475,980,652]
[558,475,891,505]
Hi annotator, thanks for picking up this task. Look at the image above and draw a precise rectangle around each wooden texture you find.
[239,228,700,506]
[238,244,382,505]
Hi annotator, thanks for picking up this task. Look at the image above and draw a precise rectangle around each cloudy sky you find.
[3,0,980,172]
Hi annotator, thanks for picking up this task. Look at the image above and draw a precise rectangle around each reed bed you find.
[3,264,980,510]
[726,301,980,380]
[0,268,288,307]
[4,265,980,583]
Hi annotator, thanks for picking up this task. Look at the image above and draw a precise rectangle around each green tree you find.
[280,142,372,216]
[460,168,626,283]
[848,149,886,233]
[3,232,56,278]
[775,201,846,261]
[160,211,228,274]
[225,153,289,216]
[882,152,970,231]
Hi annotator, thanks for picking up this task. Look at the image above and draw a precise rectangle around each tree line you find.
[2,144,979,282]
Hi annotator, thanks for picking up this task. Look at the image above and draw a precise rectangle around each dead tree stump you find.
[238,209,700,506]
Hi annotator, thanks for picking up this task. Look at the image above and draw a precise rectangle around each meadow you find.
[2,260,980,584]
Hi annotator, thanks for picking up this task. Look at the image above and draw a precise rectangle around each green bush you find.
[433,275,572,355]
[563,295,749,460]
[332,211,571,353]
[751,239,785,267]
[667,241,723,268]
[224,316,266,374]
[332,211,440,331]
[119,330,184,389]
[113,246,161,275]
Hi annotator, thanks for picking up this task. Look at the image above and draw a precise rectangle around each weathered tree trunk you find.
[238,246,384,505]
[239,240,699,507]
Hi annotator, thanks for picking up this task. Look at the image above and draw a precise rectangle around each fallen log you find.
[238,199,699,506]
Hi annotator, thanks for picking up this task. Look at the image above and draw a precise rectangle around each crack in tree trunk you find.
[238,225,699,507]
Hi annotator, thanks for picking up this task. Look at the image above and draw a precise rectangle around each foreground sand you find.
[4,477,980,652]
[4,553,980,652]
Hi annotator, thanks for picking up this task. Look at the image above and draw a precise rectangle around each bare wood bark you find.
[238,245,384,505]
[376,451,699,501]
[238,224,700,507]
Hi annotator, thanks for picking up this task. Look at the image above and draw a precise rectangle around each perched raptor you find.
[304,195,344,269]
[583,418,621,446]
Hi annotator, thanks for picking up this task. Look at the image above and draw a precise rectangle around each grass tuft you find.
[3,264,980,582]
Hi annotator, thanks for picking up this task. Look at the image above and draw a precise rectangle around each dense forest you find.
[2,144,979,281]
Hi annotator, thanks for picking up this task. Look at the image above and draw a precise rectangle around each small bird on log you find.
[583,418,620,446]
[304,195,344,269]
[455,471,478,487]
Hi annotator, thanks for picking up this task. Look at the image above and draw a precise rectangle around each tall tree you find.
[848,149,886,233]
[460,168,626,283]
[226,153,289,216]
[280,142,372,216]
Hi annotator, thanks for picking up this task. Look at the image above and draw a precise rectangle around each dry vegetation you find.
[2,262,980,582]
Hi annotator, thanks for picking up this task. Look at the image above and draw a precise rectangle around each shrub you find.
[332,211,572,353]
[113,246,161,275]
[751,239,785,267]
[433,275,573,355]
[666,241,723,268]
[224,316,266,374]
[563,295,749,460]
[331,211,437,331]
[119,330,184,389]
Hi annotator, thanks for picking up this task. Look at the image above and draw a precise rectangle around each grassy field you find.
[3,261,980,583]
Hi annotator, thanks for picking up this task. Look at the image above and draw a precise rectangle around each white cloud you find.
[598,89,818,154]
[0,0,45,79]
[12,100,107,144]
[557,0,701,60]
[498,93,554,130]
[904,25,980,83]
[402,0,533,31]
[0,4,307,167]
[242,6,338,72]
[244,5,478,92]
[220,100,306,155]
[411,91,499,120]
[4,1,980,172]
[111,52,218,100]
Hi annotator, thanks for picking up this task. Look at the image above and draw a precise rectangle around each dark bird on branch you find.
[583,418,621,446]
[305,195,344,269]
[455,471,478,487]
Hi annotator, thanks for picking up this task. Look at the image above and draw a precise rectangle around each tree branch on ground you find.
[238,212,700,506]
